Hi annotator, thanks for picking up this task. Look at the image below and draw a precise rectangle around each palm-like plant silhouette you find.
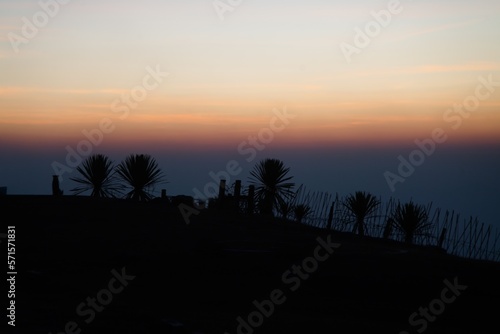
[249,158,295,215]
[70,154,120,197]
[294,204,312,224]
[278,201,294,220]
[343,191,380,237]
[116,154,165,201]
[391,202,431,244]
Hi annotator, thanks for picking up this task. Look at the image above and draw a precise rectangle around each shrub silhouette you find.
[70,154,120,197]
[391,201,431,244]
[116,154,165,201]
[294,204,312,224]
[249,158,294,216]
[343,191,380,237]
[278,201,294,220]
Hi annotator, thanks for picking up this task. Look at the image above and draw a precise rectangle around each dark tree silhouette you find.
[392,201,431,244]
[116,154,165,201]
[70,154,120,197]
[343,191,380,237]
[249,158,295,215]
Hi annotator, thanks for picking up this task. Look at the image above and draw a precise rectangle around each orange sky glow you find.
[1,0,499,151]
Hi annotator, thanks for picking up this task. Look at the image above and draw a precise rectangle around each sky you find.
[1,0,499,226]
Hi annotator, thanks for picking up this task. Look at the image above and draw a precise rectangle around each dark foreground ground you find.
[1,196,499,334]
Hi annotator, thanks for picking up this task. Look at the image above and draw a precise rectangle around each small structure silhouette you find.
[52,175,63,196]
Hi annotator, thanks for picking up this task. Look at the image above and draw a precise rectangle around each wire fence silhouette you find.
[216,180,500,263]
[284,186,500,263]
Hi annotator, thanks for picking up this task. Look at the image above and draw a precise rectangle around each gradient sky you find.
[1,0,499,226]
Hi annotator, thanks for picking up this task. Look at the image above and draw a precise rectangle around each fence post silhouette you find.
[52,175,62,196]
[218,179,226,209]
[438,227,447,248]
[383,218,394,239]
[327,201,334,230]
[234,180,241,210]
[218,180,226,199]
[247,185,255,215]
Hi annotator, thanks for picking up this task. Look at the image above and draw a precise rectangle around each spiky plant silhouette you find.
[392,201,431,244]
[249,158,295,216]
[116,154,165,201]
[343,191,380,237]
[278,201,294,220]
[294,204,312,224]
[70,154,120,197]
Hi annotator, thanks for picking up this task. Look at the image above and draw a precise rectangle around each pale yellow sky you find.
[1,0,500,149]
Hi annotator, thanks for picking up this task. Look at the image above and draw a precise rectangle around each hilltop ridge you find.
[2,195,499,333]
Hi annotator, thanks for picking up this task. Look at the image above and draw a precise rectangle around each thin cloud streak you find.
[386,20,480,44]
[0,87,130,96]
[351,62,500,77]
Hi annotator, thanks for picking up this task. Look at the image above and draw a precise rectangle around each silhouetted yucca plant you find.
[70,154,121,198]
[294,204,312,224]
[249,158,295,216]
[343,191,380,237]
[116,154,165,201]
[278,201,294,220]
[392,202,431,244]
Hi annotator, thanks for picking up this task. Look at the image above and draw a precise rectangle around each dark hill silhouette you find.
[2,195,499,333]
